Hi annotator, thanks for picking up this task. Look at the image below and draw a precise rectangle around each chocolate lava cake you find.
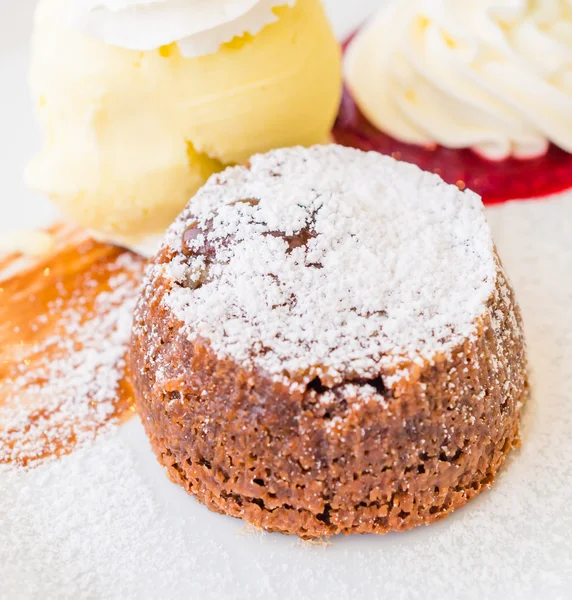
[131,145,527,538]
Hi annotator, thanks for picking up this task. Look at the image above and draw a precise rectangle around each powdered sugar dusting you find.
[153,145,496,384]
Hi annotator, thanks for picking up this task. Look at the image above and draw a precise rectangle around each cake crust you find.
[131,146,527,538]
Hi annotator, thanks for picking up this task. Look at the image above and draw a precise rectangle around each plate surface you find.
[1,2,571,599]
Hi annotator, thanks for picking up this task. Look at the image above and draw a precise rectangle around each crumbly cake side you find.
[130,145,527,538]
[131,260,526,538]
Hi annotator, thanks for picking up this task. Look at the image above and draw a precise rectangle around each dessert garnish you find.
[0,225,144,468]
[336,1,572,203]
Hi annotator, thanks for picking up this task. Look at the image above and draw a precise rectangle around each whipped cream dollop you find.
[345,0,572,160]
[70,0,296,57]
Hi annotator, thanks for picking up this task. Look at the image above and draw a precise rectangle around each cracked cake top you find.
[149,145,496,385]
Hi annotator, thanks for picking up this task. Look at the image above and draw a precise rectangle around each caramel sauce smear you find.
[0,225,145,468]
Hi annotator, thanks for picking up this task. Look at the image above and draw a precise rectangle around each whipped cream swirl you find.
[345,0,572,160]
[70,0,295,57]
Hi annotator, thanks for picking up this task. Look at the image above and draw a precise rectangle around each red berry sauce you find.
[333,40,572,204]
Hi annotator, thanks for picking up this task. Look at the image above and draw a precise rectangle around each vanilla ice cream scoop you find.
[27,0,341,254]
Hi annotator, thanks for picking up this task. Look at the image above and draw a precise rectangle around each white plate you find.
[1,2,571,599]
